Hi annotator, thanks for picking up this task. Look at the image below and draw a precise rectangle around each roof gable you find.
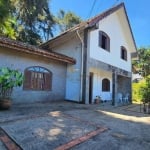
[41,3,137,50]
[115,7,137,52]
[87,3,124,27]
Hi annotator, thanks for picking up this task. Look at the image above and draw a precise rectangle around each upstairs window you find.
[121,46,127,61]
[102,78,110,92]
[23,66,52,91]
[99,31,110,51]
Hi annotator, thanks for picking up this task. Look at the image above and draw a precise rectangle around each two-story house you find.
[0,3,137,105]
[41,3,137,105]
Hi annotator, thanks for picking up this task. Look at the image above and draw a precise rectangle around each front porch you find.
[88,58,132,105]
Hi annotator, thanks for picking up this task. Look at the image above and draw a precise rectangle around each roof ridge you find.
[87,3,124,22]
[87,2,124,26]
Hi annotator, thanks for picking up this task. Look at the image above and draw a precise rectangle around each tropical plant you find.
[0,67,23,99]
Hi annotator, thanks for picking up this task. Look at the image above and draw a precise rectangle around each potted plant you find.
[0,67,23,109]
[95,96,101,104]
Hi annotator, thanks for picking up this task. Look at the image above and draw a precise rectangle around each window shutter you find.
[23,67,52,91]
[23,70,32,90]
[121,49,123,59]
[106,37,110,51]
[44,72,52,90]
[98,31,102,47]
[125,50,127,60]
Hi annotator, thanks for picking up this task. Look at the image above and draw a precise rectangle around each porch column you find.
[112,71,118,106]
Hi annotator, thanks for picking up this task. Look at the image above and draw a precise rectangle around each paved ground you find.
[0,101,150,150]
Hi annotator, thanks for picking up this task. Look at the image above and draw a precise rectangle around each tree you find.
[0,0,82,45]
[11,0,55,45]
[139,76,150,113]
[132,47,150,78]
[56,10,82,32]
[132,47,150,113]
[0,0,16,39]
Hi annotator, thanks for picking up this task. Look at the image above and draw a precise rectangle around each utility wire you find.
[113,0,122,6]
[87,0,122,19]
[93,0,103,17]
[87,0,97,18]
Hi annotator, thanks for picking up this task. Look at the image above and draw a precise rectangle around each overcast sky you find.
[50,0,150,48]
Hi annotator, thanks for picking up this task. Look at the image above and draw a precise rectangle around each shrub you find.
[140,75,150,103]
[132,81,143,102]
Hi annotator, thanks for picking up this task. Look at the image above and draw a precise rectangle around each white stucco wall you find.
[52,37,82,102]
[0,48,67,104]
[89,13,132,72]
[90,68,112,103]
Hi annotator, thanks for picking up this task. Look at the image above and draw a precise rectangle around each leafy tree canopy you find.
[132,47,150,78]
[11,0,55,45]
[0,0,16,39]
[0,0,82,45]
[56,10,82,32]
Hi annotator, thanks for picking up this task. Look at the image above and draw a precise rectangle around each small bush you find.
[132,76,150,104]
[132,82,143,103]
[140,76,150,103]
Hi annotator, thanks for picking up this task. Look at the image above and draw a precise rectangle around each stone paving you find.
[0,101,150,150]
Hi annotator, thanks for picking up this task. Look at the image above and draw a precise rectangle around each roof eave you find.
[0,37,76,65]
[122,5,137,52]
[40,23,88,49]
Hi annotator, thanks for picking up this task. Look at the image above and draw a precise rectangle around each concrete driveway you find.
[0,101,150,150]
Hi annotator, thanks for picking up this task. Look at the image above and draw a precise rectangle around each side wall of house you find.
[52,36,82,102]
[89,12,132,72]
[0,48,67,104]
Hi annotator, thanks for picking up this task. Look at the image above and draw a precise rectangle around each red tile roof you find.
[0,36,76,64]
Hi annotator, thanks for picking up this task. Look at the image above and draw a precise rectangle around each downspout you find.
[76,24,95,103]
[76,30,84,103]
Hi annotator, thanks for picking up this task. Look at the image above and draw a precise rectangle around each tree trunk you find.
[143,102,146,113]
[148,102,150,114]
